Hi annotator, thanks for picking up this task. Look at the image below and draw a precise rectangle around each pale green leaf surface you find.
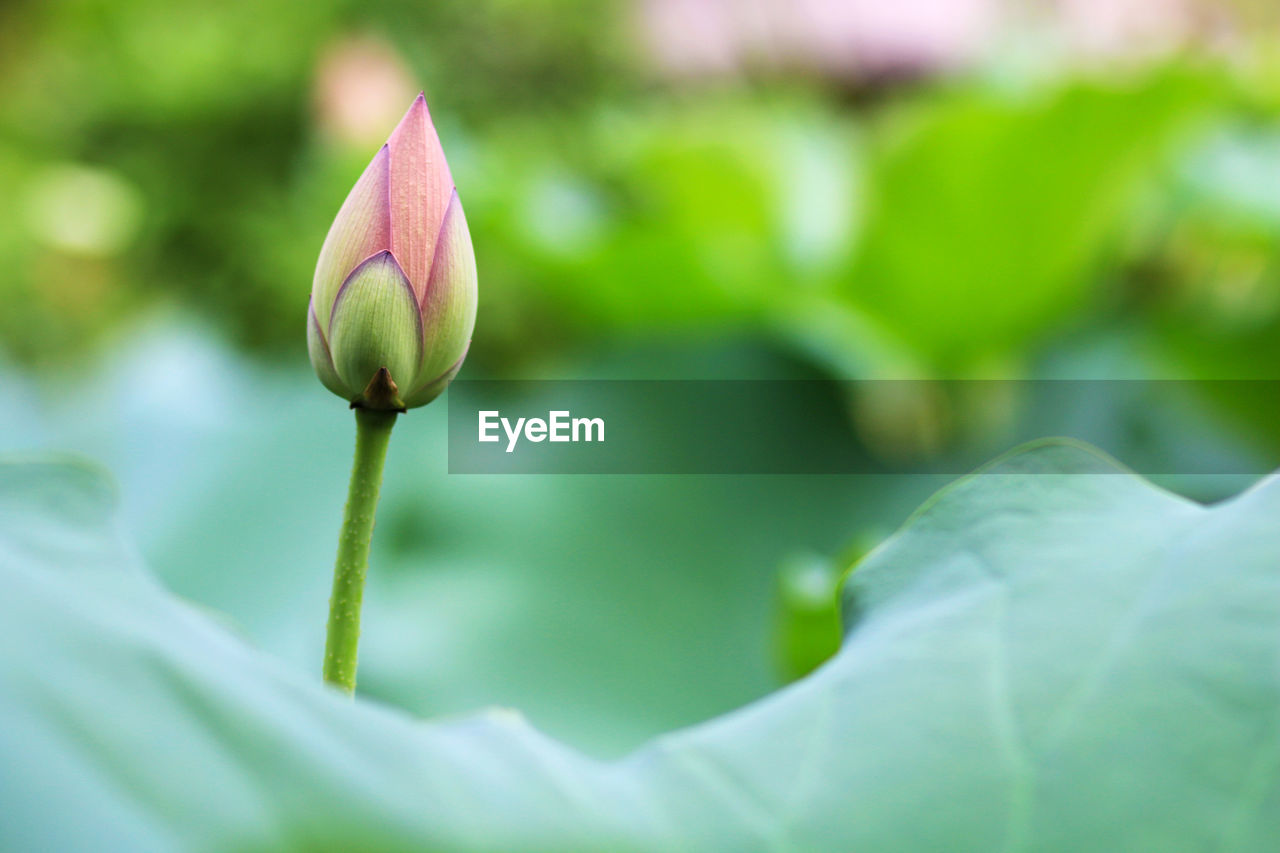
[1,442,1277,851]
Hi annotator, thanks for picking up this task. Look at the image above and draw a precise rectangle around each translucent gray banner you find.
[446,380,1277,475]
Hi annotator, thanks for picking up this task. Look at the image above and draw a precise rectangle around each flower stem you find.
[323,407,397,693]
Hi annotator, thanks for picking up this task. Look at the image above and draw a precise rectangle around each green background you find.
[1,0,1279,760]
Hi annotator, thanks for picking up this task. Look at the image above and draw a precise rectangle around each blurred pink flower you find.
[1057,0,1195,57]
[639,0,999,79]
[314,36,418,148]
[637,0,1237,82]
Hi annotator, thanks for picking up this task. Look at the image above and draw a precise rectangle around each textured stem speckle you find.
[323,407,396,693]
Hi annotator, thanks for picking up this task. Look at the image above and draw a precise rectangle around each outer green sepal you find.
[327,251,422,410]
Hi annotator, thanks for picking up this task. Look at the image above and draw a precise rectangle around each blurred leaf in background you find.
[832,68,1223,373]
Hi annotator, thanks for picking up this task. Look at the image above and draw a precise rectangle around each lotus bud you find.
[308,93,477,411]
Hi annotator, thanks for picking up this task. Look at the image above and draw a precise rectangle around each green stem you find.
[323,407,397,693]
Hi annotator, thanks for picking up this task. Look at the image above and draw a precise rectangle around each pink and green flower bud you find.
[308,93,477,411]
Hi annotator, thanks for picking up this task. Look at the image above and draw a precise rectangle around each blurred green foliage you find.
[2,0,1278,386]
[839,70,1221,370]
[773,552,843,681]
[3,0,1280,757]
[0,0,635,362]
